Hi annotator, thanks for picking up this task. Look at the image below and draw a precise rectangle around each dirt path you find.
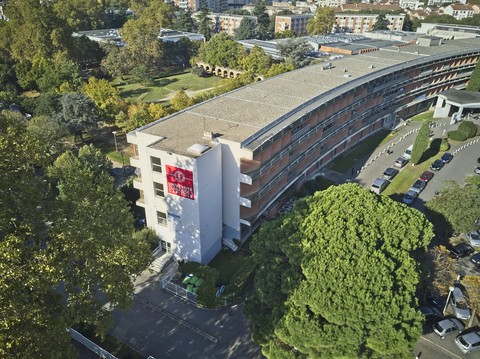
[155,86,217,103]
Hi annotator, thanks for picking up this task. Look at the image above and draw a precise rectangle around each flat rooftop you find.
[136,38,480,157]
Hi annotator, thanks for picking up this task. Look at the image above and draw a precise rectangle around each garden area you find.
[113,72,225,103]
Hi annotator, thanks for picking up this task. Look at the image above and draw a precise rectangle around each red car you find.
[420,171,434,182]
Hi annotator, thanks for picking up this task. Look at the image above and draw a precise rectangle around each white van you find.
[403,145,413,160]
[371,178,389,194]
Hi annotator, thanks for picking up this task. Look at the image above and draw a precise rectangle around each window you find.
[157,211,167,226]
[154,182,165,197]
[151,156,162,173]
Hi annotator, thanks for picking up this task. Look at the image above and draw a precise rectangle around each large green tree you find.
[467,58,480,92]
[373,14,389,30]
[196,33,245,68]
[306,7,335,35]
[0,115,152,357]
[410,120,430,165]
[53,0,105,30]
[173,8,196,33]
[278,38,313,69]
[427,181,480,234]
[197,6,212,41]
[253,1,271,39]
[240,46,271,74]
[246,183,434,358]
[235,17,259,40]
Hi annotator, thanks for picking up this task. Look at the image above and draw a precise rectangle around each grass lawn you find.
[209,250,250,284]
[328,129,391,173]
[82,130,132,165]
[411,111,434,122]
[115,72,225,103]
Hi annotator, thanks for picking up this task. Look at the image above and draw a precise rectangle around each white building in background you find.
[443,4,474,20]
[399,0,424,10]
[128,38,480,264]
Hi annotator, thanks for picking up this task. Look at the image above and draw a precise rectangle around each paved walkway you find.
[109,267,262,359]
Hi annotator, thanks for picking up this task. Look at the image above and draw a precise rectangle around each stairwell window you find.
[154,182,165,197]
[151,157,162,173]
[157,211,167,226]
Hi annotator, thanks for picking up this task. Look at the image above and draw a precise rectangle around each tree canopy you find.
[373,14,389,30]
[467,57,480,92]
[0,113,152,357]
[196,33,245,68]
[411,120,430,165]
[426,181,480,234]
[235,17,259,40]
[306,7,335,35]
[246,183,434,358]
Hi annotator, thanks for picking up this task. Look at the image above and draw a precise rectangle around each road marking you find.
[420,336,462,359]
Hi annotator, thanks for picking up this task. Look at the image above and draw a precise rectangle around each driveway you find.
[109,269,262,359]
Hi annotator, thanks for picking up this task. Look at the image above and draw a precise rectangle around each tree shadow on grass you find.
[121,88,148,100]
[418,138,442,165]
[154,78,178,87]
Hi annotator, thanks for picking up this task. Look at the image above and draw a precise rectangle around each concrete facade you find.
[128,38,480,264]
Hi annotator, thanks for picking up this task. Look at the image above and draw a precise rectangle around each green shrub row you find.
[447,121,479,142]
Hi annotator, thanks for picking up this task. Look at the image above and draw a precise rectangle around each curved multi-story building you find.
[128,38,480,264]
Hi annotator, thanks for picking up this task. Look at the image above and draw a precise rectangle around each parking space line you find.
[420,337,462,359]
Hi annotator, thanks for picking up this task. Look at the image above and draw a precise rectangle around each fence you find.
[68,328,118,359]
[160,263,197,303]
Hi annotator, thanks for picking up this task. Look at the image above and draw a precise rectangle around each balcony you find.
[129,155,140,168]
[133,176,143,190]
[136,196,146,208]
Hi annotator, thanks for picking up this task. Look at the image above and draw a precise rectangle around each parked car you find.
[371,178,390,194]
[403,145,413,160]
[455,331,480,354]
[394,157,409,168]
[428,292,447,309]
[382,167,399,181]
[466,230,480,247]
[475,167,480,175]
[420,306,442,322]
[409,179,426,194]
[420,171,434,182]
[441,152,454,163]
[402,190,418,205]
[451,287,471,320]
[471,252,480,268]
[450,243,475,259]
[433,318,464,339]
[431,159,444,171]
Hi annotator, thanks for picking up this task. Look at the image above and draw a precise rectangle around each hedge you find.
[458,121,477,139]
[179,261,222,307]
[447,130,468,142]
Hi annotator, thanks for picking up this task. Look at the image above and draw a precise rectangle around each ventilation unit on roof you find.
[187,144,209,156]
[321,62,333,70]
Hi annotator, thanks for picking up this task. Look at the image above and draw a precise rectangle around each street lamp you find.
[443,286,455,315]
[112,131,118,152]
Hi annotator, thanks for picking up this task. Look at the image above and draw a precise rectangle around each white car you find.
[466,230,480,247]
[451,287,471,321]
[455,331,480,354]
[433,318,464,339]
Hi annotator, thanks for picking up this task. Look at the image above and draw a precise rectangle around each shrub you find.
[440,138,450,152]
[447,130,467,142]
[458,121,477,139]
[179,261,221,307]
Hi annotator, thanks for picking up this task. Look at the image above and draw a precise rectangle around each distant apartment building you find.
[336,13,405,33]
[399,0,424,10]
[274,13,405,34]
[175,0,227,12]
[443,4,474,20]
[317,0,346,8]
[427,0,466,6]
[338,3,403,12]
[275,14,313,34]
[209,13,257,36]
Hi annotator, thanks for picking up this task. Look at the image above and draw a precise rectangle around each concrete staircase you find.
[223,238,238,252]
[149,247,172,273]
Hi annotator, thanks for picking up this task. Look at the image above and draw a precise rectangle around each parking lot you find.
[352,119,480,359]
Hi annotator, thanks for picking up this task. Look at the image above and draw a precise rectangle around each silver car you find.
[451,287,471,321]
[455,331,480,354]
[432,318,464,339]
[466,230,480,247]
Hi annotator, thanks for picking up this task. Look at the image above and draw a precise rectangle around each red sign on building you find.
[166,165,194,200]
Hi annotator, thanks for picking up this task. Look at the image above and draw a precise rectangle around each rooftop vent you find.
[187,144,209,156]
